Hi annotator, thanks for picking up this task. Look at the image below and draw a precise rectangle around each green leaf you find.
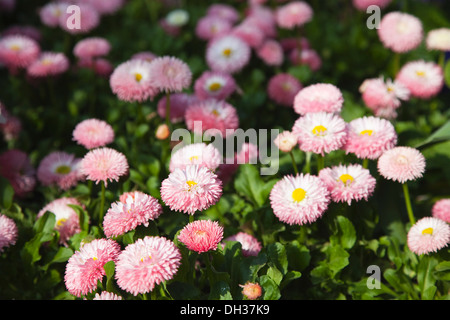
[0,177,14,210]
[417,256,438,300]
[209,281,233,300]
[103,261,116,293]
[415,120,450,149]
[260,275,281,300]
[444,60,450,88]
[330,216,357,250]
[266,242,288,275]
[266,266,283,285]
[234,164,277,207]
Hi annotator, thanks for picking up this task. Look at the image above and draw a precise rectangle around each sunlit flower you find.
[267,73,303,107]
[72,118,115,150]
[240,282,262,300]
[223,232,262,257]
[206,34,251,74]
[274,131,298,153]
[178,219,224,253]
[0,35,40,69]
[169,143,222,173]
[148,56,192,93]
[194,70,236,101]
[293,83,344,115]
[426,28,450,51]
[275,1,313,29]
[431,199,450,224]
[27,52,69,78]
[73,37,111,60]
[407,217,450,255]
[377,146,426,183]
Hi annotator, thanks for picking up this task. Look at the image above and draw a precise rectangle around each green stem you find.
[99,181,106,223]
[317,154,324,173]
[402,183,416,226]
[189,214,195,223]
[392,53,400,78]
[289,151,299,175]
[304,152,312,174]
[438,51,446,70]
[165,92,171,128]
[298,225,307,244]
[362,158,369,169]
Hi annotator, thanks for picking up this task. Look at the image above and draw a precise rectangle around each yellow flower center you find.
[208,82,222,92]
[212,109,220,117]
[339,174,354,186]
[56,218,67,227]
[189,155,199,162]
[422,227,433,235]
[41,59,53,66]
[140,255,152,262]
[93,257,98,261]
[360,129,373,136]
[223,48,232,57]
[311,125,327,136]
[135,73,143,82]
[292,188,306,203]
[10,44,21,51]
[416,70,426,77]
[55,165,71,174]
[186,180,197,191]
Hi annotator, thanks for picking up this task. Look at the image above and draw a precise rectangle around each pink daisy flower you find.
[195,16,233,41]
[73,37,111,60]
[0,149,36,197]
[2,25,42,42]
[377,146,426,184]
[157,93,198,123]
[319,164,376,205]
[352,0,392,11]
[185,99,239,138]
[148,56,192,93]
[160,165,223,215]
[206,4,240,24]
[37,197,83,245]
[360,77,410,119]
[240,282,262,300]
[109,59,159,103]
[267,73,303,107]
[275,1,313,29]
[92,291,122,300]
[131,51,158,63]
[432,199,450,223]
[115,236,181,295]
[343,116,397,160]
[0,214,18,253]
[407,217,450,255]
[206,34,251,74]
[72,118,115,149]
[194,70,236,101]
[0,35,40,69]
[396,60,444,99]
[39,2,69,28]
[426,28,450,51]
[59,3,100,35]
[274,130,299,153]
[236,142,259,164]
[83,0,125,15]
[289,47,322,71]
[169,143,222,173]
[292,112,348,155]
[37,151,84,190]
[103,191,163,238]
[64,238,121,297]
[377,11,423,53]
[80,147,129,187]
[269,173,330,226]
[223,232,262,257]
[178,219,224,253]
[77,57,113,77]
[293,83,344,115]
[231,19,265,49]
[246,6,277,38]
[256,39,284,67]
[26,52,69,78]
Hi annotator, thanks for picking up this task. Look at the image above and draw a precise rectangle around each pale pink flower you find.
[160,165,223,215]
[194,70,236,101]
[103,191,163,238]
[148,56,192,93]
[319,164,376,205]
[426,28,450,51]
[0,149,36,197]
[206,4,240,24]
[240,282,262,300]
[377,146,426,183]
[407,217,450,255]
[83,0,125,15]
[377,11,423,53]
[0,35,40,69]
[185,99,239,138]
[59,3,100,35]
[256,39,284,66]
[293,83,344,115]
[37,151,84,190]
[270,173,330,225]
[292,112,348,155]
[274,131,298,153]
[39,2,69,28]
[27,52,69,78]
[0,214,18,253]
[115,236,181,295]
[92,292,122,300]
[195,16,233,41]
[80,147,129,187]
[37,197,83,245]
[432,199,450,224]
[352,0,392,11]
[267,73,303,107]
[343,116,397,160]
[64,238,121,297]
[360,77,410,119]
[178,219,224,253]
[73,37,111,60]
[206,34,251,74]
[231,19,265,49]
[77,57,113,77]
[275,1,313,29]
[396,60,444,99]
[157,93,198,123]
[2,25,42,42]
[246,6,277,38]
[224,232,262,257]
[236,142,259,164]
[131,51,158,63]
[169,143,222,173]
[289,48,322,71]
[72,118,115,149]
[109,59,159,102]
